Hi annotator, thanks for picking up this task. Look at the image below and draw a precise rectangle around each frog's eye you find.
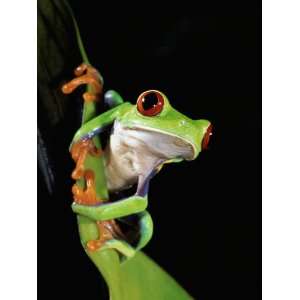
[137,90,164,116]
[202,124,213,150]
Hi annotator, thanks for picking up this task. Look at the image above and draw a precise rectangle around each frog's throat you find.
[122,125,196,160]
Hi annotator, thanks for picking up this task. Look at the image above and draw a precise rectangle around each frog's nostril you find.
[201,124,213,150]
[179,120,186,126]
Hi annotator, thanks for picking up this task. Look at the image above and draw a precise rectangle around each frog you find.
[63,63,212,259]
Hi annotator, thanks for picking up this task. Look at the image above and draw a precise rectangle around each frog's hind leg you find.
[110,211,153,261]
[135,210,153,251]
[104,210,153,260]
[86,211,153,260]
[105,211,153,260]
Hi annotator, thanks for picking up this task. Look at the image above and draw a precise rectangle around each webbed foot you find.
[62,63,103,102]
[86,220,126,251]
[86,220,136,259]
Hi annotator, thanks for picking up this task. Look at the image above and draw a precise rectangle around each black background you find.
[38,1,261,299]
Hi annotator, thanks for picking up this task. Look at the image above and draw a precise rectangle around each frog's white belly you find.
[104,120,193,192]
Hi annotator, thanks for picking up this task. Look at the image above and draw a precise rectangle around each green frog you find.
[66,66,212,258]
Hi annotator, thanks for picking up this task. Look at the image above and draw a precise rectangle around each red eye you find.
[202,124,213,150]
[137,90,164,116]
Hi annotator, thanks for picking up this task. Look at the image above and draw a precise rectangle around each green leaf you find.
[78,215,193,300]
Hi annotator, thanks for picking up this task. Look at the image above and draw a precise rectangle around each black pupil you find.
[142,93,158,110]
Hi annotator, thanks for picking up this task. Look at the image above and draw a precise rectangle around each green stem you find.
[64,2,124,299]
[63,0,90,65]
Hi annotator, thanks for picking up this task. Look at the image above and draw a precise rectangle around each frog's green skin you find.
[71,90,211,259]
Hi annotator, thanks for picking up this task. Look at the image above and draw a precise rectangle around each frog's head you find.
[71,89,212,194]
[118,90,212,163]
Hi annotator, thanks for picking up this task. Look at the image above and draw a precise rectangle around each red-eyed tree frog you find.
[68,74,212,258]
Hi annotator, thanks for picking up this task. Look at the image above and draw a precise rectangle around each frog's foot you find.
[61,63,103,102]
[86,219,136,259]
[89,220,120,252]
[86,220,127,251]
[86,239,103,251]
